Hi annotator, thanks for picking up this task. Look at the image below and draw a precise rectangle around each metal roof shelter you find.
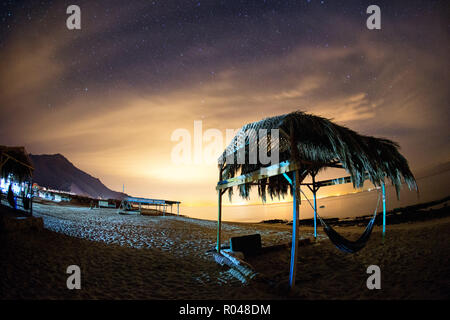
[215,111,417,289]
[124,196,181,216]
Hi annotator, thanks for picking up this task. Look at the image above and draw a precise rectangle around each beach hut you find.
[215,111,417,288]
[0,146,34,214]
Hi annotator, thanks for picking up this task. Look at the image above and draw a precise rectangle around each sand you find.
[1,202,449,299]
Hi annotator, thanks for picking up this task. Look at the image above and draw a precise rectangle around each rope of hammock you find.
[299,187,381,253]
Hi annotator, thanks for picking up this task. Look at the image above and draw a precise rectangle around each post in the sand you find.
[289,170,300,289]
[382,182,386,240]
[216,168,223,252]
[312,175,318,239]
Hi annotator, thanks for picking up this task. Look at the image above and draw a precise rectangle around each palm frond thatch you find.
[218,111,417,201]
[0,146,34,182]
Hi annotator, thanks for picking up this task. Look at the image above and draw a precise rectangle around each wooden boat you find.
[118,209,141,215]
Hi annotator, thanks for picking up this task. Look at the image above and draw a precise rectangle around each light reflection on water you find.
[182,171,450,222]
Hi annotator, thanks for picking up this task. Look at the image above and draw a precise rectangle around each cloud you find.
[0,0,448,204]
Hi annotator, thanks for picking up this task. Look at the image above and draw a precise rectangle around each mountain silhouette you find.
[29,153,127,200]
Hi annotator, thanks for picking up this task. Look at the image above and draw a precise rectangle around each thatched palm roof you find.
[0,146,34,182]
[218,111,417,201]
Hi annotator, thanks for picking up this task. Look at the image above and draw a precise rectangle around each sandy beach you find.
[1,202,449,300]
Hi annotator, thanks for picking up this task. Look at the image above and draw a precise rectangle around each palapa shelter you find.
[215,111,417,288]
[0,146,34,214]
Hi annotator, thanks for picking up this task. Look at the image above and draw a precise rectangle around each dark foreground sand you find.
[1,203,449,300]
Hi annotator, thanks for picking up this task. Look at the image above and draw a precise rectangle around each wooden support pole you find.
[382,182,386,239]
[177,203,179,216]
[312,175,317,239]
[217,190,223,252]
[30,180,33,216]
[313,193,317,239]
[289,169,301,289]
[217,168,224,252]
[289,120,301,289]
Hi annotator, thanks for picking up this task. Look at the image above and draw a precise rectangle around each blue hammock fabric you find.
[318,213,377,254]
[299,187,381,254]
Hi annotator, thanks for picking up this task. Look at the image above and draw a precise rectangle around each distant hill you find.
[29,154,127,200]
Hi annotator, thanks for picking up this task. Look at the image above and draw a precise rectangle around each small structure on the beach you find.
[0,146,34,214]
[118,196,181,216]
[33,185,74,203]
[98,199,117,208]
[215,111,417,288]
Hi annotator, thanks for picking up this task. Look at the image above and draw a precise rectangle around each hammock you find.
[317,209,377,254]
[301,188,381,254]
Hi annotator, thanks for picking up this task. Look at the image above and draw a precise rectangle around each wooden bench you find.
[230,234,262,257]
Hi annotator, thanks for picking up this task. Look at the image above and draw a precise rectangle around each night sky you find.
[0,0,449,206]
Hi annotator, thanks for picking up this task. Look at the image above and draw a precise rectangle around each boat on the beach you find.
[118,209,141,215]
[117,200,141,215]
